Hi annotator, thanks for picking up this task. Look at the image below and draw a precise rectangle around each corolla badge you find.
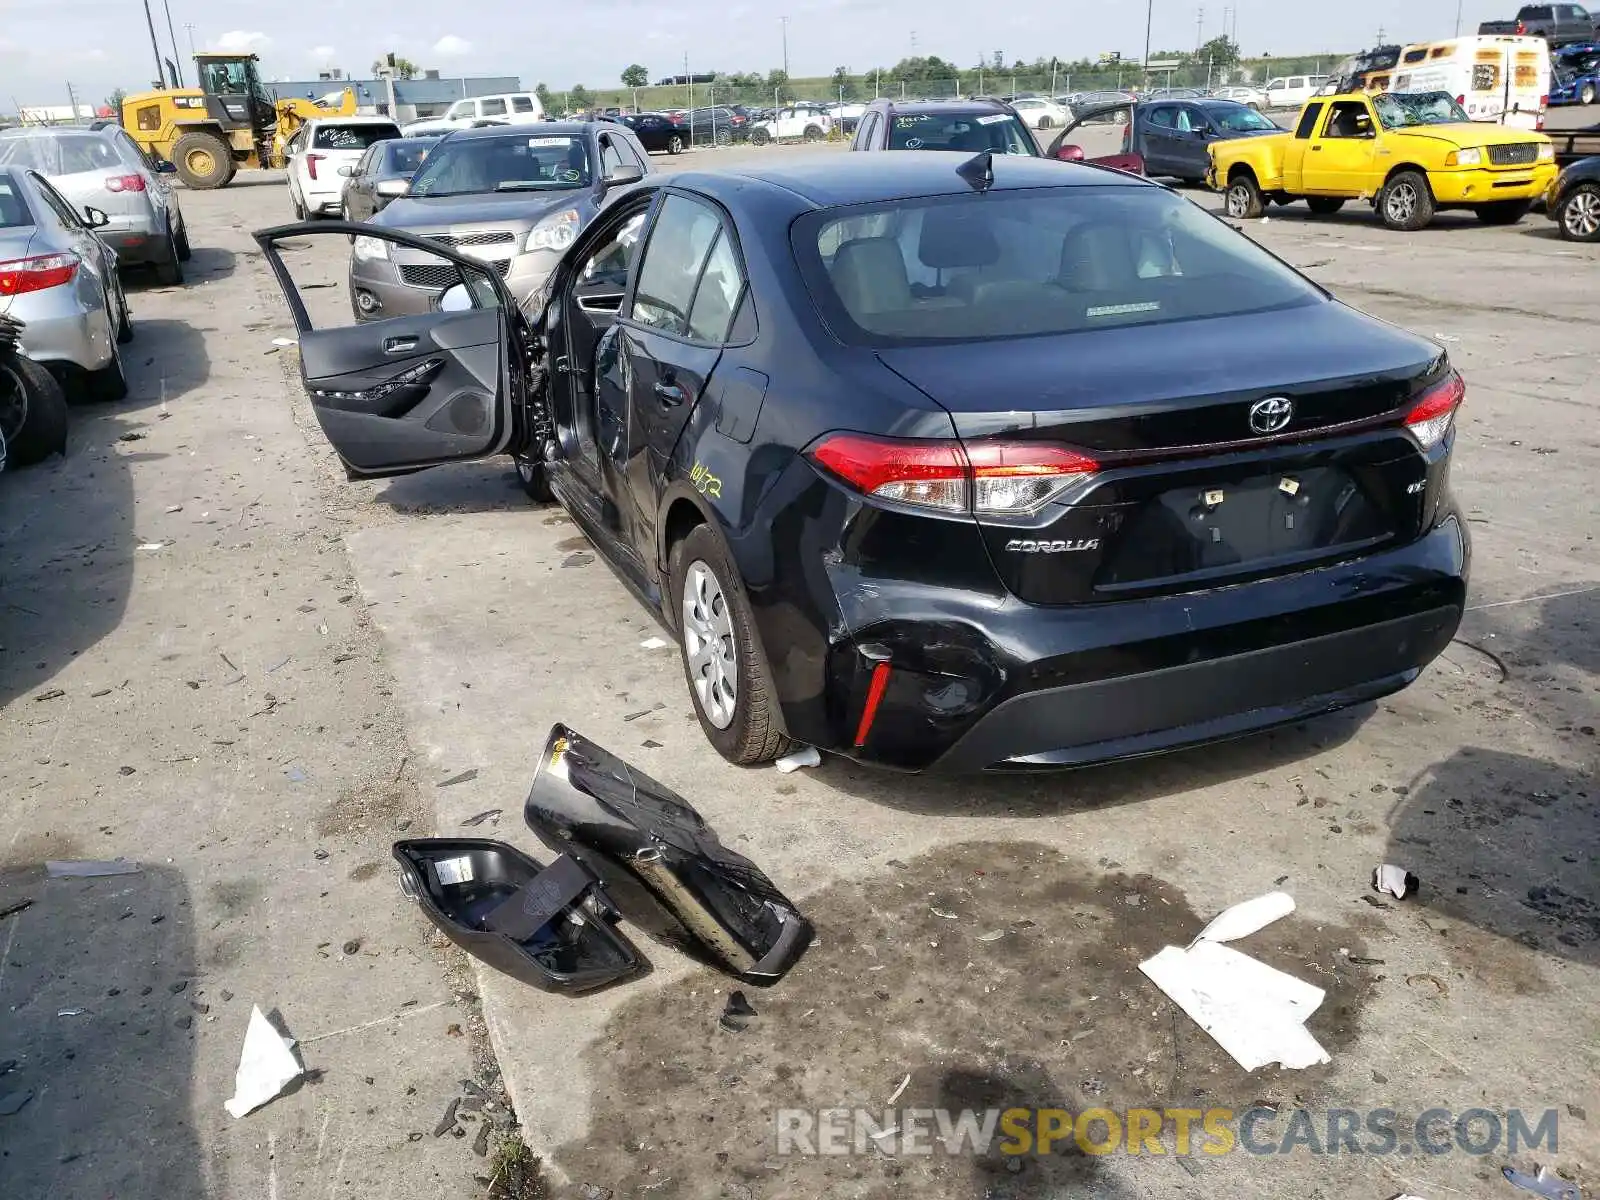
[1248,396,1294,435]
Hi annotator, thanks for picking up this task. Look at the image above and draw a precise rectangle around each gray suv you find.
[348,122,650,321]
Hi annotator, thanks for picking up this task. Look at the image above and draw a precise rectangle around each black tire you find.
[2,356,68,466]
[1474,199,1531,225]
[1378,169,1434,231]
[1224,171,1265,219]
[86,311,128,402]
[174,221,192,261]
[513,453,553,502]
[714,128,733,147]
[1037,116,1053,129]
[670,523,793,766]
[1555,181,1600,240]
[153,234,183,285]
[1179,176,1206,188]
[1306,197,1346,215]
[667,134,684,154]
[802,124,824,142]
[1584,82,1597,105]
[114,280,134,344]
[750,127,771,146]
[171,131,233,190]
[291,186,307,221]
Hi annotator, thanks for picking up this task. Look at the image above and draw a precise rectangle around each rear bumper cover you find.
[814,515,1468,773]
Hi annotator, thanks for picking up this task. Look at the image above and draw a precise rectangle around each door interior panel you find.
[299,310,508,474]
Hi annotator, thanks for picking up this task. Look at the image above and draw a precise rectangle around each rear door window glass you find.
[512,96,535,113]
[630,195,722,335]
[480,98,508,118]
[0,177,32,228]
[686,231,746,343]
[1294,103,1325,138]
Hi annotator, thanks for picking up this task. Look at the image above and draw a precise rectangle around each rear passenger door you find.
[1141,105,1179,175]
[617,193,746,551]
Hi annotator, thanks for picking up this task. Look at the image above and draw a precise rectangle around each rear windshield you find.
[0,134,123,175]
[408,134,591,197]
[799,186,1323,345]
[887,112,1037,155]
[312,123,401,150]
[0,176,32,228]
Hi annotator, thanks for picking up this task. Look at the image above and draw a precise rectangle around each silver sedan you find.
[0,166,132,402]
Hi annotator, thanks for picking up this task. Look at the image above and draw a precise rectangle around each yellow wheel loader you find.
[122,53,358,190]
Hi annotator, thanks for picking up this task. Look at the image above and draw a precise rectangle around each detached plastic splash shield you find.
[524,724,814,986]
[393,838,645,994]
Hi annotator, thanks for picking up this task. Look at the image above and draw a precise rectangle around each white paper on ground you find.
[1190,890,1295,947]
[775,746,822,773]
[1140,940,1330,1071]
[223,1006,303,1118]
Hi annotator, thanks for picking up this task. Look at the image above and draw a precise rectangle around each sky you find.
[3,0,1499,105]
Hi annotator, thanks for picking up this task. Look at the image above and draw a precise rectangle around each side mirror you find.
[83,205,112,229]
[1055,143,1086,162]
[376,178,410,196]
[438,283,472,312]
[600,163,645,190]
[337,164,355,177]
[154,158,178,174]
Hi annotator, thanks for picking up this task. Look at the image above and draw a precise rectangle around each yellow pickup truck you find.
[1207,91,1557,230]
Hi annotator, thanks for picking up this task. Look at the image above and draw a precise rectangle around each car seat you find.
[829,236,911,316]
[1058,223,1137,292]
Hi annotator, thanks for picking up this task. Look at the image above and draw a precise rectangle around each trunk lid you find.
[876,301,1446,605]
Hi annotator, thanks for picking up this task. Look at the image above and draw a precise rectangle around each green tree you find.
[1197,35,1242,71]
[765,68,790,95]
[371,54,419,80]
[830,66,856,99]
[534,82,553,111]
[568,84,593,113]
[104,88,127,117]
[621,63,649,88]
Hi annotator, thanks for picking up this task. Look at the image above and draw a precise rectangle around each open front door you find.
[254,222,528,478]
[1046,102,1147,174]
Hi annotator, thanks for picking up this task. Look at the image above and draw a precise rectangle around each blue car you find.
[1550,42,1600,104]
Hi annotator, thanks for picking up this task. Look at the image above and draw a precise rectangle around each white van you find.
[1264,75,1331,109]
[402,92,545,137]
[1388,35,1550,129]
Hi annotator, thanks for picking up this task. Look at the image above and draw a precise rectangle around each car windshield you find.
[1373,91,1470,128]
[0,176,31,228]
[408,134,592,196]
[313,124,401,150]
[0,134,122,175]
[801,186,1323,344]
[887,112,1036,154]
[382,142,431,176]
[1208,104,1278,132]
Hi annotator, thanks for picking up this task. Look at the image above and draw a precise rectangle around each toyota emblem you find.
[1248,396,1294,435]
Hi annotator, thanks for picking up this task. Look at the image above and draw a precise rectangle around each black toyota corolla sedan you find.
[256,152,1469,773]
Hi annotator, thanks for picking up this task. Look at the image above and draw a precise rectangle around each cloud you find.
[216,30,271,54]
[432,34,472,57]
[310,45,336,60]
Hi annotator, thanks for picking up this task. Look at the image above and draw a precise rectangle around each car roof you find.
[667,151,1150,208]
[0,126,112,140]
[1195,98,1255,109]
[870,98,1016,115]
[443,121,594,142]
[309,115,402,126]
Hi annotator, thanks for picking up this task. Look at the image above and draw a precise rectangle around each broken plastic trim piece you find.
[392,838,645,995]
[524,724,814,986]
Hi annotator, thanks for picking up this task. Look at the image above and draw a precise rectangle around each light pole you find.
[1143,0,1155,89]
[184,22,196,57]
[780,16,790,78]
[140,0,166,88]
[1454,0,1464,36]
[161,0,183,85]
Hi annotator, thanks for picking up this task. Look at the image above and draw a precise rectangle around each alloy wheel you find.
[681,559,738,730]
[1226,184,1251,217]
[1564,189,1600,238]
[1385,182,1417,224]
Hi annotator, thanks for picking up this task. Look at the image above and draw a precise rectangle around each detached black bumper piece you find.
[392,838,645,994]
[524,724,813,986]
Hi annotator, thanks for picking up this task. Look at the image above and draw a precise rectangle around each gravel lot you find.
[1,137,1595,1199]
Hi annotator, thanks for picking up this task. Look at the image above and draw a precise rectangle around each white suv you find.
[402,93,545,137]
[285,117,402,218]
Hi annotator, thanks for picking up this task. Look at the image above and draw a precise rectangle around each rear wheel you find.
[1556,182,1600,240]
[1037,115,1053,129]
[1584,82,1597,104]
[750,126,771,146]
[153,223,183,285]
[1,356,68,465]
[1225,171,1264,219]
[714,128,733,147]
[667,134,684,154]
[1306,197,1346,215]
[670,524,793,766]
[513,453,553,502]
[171,131,233,190]
[1474,199,1531,225]
[803,125,824,142]
[114,279,134,344]
[174,220,192,261]
[1378,170,1434,231]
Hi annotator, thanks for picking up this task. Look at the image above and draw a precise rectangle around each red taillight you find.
[1403,370,1465,449]
[1516,18,1526,32]
[306,152,325,180]
[853,662,893,747]
[1455,94,1466,106]
[104,173,146,192]
[808,433,1099,516]
[0,252,79,296]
